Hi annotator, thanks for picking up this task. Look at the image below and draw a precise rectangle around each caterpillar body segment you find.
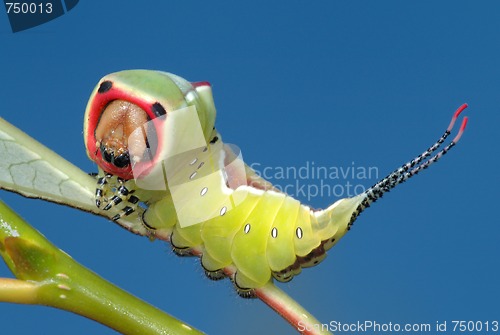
[145,188,362,294]
[137,134,360,293]
[84,70,469,297]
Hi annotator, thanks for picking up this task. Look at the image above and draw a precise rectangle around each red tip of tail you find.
[447,103,469,132]
[454,103,468,118]
[460,116,469,131]
[452,116,469,143]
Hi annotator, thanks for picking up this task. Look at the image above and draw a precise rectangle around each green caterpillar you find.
[84,70,468,297]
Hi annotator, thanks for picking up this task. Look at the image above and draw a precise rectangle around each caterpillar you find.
[84,70,468,297]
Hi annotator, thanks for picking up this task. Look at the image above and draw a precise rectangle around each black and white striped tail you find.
[348,103,469,229]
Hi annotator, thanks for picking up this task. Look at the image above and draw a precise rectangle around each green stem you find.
[0,278,39,304]
[0,199,204,335]
[255,282,332,335]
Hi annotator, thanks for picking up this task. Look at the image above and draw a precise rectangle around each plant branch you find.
[256,282,332,335]
[0,199,204,335]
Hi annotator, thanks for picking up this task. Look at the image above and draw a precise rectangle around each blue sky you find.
[0,1,499,334]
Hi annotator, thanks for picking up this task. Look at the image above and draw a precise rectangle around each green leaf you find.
[0,117,148,235]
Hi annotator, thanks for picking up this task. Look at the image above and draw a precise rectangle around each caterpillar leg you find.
[93,172,140,221]
[232,277,257,298]
[199,253,256,297]
[94,173,111,208]
[200,259,226,281]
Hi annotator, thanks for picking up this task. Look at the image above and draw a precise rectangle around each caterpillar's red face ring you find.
[84,70,216,181]
[85,80,167,180]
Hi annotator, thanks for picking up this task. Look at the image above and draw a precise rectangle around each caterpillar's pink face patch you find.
[85,79,167,180]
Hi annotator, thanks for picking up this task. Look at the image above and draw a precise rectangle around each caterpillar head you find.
[84,70,216,180]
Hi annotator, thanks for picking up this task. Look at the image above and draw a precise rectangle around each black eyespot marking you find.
[102,149,113,163]
[152,102,166,117]
[113,152,130,168]
[210,136,219,144]
[98,81,113,93]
